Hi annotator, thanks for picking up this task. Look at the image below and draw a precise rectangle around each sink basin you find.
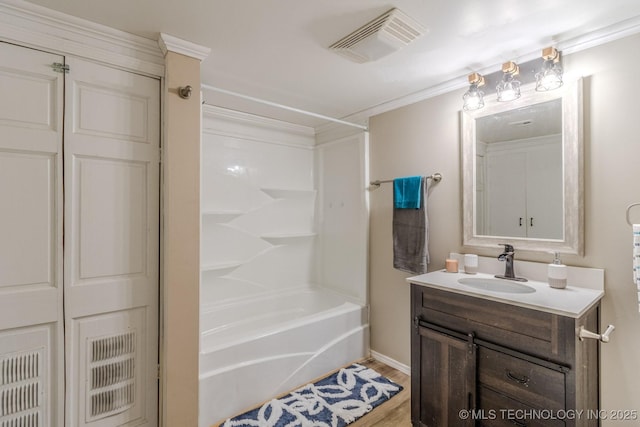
[457,277,536,294]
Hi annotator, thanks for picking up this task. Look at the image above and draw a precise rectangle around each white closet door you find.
[0,42,64,427]
[63,57,160,427]
[525,141,563,239]
[485,151,527,238]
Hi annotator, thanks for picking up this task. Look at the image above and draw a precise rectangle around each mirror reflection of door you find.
[475,99,563,239]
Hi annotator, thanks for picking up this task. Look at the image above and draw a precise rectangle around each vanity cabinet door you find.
[411,324,476,427]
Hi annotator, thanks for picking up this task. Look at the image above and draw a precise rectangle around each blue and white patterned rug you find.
[222,363,403,427]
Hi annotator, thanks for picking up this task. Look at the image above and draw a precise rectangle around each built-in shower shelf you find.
[201,261,244,273]
[202,210,245,221]
[261,232,317,243]
[259,188,317,199]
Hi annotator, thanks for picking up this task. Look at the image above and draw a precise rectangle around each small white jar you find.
[464,254,478,274]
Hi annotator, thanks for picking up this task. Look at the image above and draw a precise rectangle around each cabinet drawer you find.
[413,285,570,362]
[478,386,565,427]
[478,347,565,411]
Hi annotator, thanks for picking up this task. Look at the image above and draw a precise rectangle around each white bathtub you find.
[198,287,369,426]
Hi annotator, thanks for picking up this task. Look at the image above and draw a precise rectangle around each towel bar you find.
[370,172,442,190]
[626,202,640,226]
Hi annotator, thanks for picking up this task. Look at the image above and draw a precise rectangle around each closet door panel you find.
[64,57,159,427]
[0,42,64,427]
[71,83,150,142]
[525,141,563,239]
[485,150,527,237]
[0,59,58,139]
[0,152,55,289]
[74,157,147,282]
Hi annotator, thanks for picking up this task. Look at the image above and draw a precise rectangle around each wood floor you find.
[352,358,411,427]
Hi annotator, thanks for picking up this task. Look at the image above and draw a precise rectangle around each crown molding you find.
[158,33,210,61]
[0,0,164,76]
[338,77,466,127]
[558,14,640,55]
[350,14,640,121]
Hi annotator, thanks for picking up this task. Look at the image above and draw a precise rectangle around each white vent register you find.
[88,332,136,420]
[0,350,42,427]
[329,8,425,63]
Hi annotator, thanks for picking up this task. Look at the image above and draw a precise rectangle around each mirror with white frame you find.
[461,78,584,255]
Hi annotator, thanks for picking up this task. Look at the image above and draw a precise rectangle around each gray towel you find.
[393,177,429,274]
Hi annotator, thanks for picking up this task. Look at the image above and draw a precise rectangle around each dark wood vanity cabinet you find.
[413,324,477,426]
[410,284,600,427]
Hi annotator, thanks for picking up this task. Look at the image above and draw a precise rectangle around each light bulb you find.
[463,84,484,111]
[536,47,563,91]
[496,61,521,102]
[462,72,485,111]
[496,75,521,102]
[536,59,563,91]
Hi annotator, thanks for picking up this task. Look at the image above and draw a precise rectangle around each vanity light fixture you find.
[535,47,563,91]
[461,47,564,110]
[496,61,521,102]
[462,72,485,111]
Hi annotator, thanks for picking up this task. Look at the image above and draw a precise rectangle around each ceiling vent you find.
[329,8,425,63]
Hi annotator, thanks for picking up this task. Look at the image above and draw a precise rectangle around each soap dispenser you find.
[548,252,567,289]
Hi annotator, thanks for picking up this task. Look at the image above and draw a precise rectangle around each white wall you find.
[200,107,369,308]
[315,133,369,305]
[201,107,317,307]
[369,33,640,421]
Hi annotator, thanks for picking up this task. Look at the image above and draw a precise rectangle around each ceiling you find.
[477,99,562,144]
[23,0,640,128]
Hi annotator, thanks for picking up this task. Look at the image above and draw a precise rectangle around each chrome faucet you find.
[495,244,528,282]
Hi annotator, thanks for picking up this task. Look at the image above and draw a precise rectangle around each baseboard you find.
[370,350,411,376]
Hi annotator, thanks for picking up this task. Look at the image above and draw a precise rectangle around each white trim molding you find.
[202,104,316,148]
[0,0,165,77]
[158,33,210,61]
[350,14,640,123]
[370,350,411,376]
[314,121,369,146]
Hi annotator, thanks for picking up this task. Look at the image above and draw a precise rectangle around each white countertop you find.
[407,269,604,318]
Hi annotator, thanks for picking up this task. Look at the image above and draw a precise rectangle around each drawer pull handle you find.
[506,370,530,386]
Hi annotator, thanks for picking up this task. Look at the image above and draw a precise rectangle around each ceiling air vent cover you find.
[329,8,425,63]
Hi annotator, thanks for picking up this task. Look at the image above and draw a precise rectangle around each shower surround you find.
[199,106,369,425]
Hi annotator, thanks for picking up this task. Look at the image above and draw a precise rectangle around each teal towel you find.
[394,176,422,209]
